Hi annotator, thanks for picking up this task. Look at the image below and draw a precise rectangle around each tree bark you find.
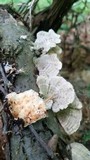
[33,0,78,33]
[0,8,50,160]
[0,9,70,160]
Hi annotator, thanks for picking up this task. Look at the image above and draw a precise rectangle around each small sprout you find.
[34,54,62,77]
[33,29,61,54]
[6,90,47,127]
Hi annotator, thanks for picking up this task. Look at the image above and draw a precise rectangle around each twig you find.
[0,63,12,93]
[29,124,54,159]
[0,63,11,160]
[0,85,7,97]
[0,63,56,159]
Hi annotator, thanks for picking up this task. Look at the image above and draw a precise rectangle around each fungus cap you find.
[34,54,62,77]
[67,142,90,159]
[37,76,75,112]
[57,108,82,135]
[33,29,61,54]
[6,90,47,126]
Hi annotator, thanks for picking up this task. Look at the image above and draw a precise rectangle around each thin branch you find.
[0,63,13,93]
[29,125,54,159]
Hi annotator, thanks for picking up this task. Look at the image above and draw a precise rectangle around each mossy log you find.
[0,9,58,160]
[0,9,70,160]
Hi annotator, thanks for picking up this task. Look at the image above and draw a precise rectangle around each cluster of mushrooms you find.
[6,29,82,135]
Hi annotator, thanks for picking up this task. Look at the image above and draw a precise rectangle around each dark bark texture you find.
[33,0,78,33]
[0,9,70,160]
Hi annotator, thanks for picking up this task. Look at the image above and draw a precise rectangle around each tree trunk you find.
[0,9,70,160]
[33,0,78,33]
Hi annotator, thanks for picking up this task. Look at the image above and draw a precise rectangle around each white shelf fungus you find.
[34,54,62,77]
[67,142,90,160]
[37,76,75,112]
[33,29,82,135]
[70,96,82,109]
[57,108,82,135]
[6,90,47,127]
[33,29,61,54]
[36,75,49,96]
[45,100,53,110]
[49,76,75,112]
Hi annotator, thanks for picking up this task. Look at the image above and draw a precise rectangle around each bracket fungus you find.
[34,54,62,77]
[33,29,61,54]
[36,75,82,134]
[33,29,82,135]
[6,90,47,127]
[37,75,75,112]
[57,107,82,135]
[67,142,90,160]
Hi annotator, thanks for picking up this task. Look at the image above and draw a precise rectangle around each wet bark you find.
[0,9,69,160]
[33,0,78,33]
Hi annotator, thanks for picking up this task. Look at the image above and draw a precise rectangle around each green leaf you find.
[83,130,90,142]
[60,24,69,31]
[35,0,53,13]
